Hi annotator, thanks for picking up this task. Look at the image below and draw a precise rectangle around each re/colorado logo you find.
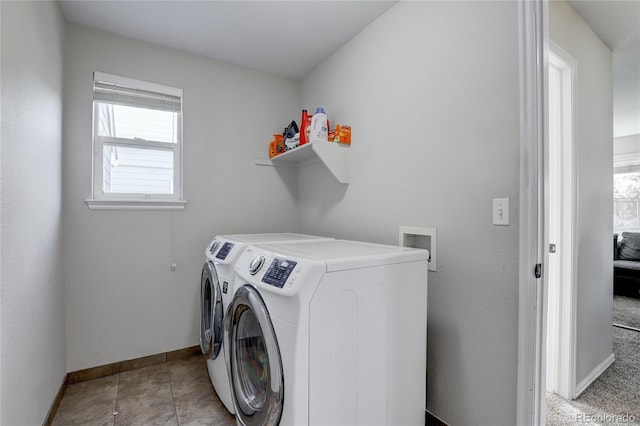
[576,413,636,424]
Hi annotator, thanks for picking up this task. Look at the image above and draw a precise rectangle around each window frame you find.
[86,71,186,211]
[613,163,640,233]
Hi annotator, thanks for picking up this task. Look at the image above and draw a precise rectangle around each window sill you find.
[86,198,187,211]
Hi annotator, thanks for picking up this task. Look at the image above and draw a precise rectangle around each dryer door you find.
[225,285,284,426]
[200,262,223,359]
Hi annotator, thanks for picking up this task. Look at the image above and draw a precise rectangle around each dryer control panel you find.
[215,242,234,260]
[262,258,297,288]
[235,245,325,297]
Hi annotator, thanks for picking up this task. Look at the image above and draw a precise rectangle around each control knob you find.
[249,256,265,275]
[209,241,219,254]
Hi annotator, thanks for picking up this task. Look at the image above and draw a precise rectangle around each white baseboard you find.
[575,353,615,398]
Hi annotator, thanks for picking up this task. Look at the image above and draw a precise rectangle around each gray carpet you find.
[546,327,640,425]
[613,295,640,330]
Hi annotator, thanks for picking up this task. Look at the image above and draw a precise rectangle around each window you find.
[87,72,186,210]
[614,153,640,232]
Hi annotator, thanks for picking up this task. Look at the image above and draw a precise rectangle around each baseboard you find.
[67,345,200,384]
[43,373,68,426]
[426,410,449,426]
[575,352,615,398]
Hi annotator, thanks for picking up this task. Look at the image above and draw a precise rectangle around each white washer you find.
[200,233,333,414]
[225,239,429,426]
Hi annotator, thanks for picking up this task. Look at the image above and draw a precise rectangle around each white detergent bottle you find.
[308,107,328,141]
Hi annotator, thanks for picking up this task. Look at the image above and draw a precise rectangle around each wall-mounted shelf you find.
[255,140,350,184]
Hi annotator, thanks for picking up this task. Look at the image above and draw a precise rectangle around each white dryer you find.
[200,233,333,414]
[225,239,429,426]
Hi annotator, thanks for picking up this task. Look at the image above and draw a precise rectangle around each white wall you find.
[549,0,614,390]
[0,1,66,424]
[63,24,300,372]
[614,134,640,156]
[299,2,520,425]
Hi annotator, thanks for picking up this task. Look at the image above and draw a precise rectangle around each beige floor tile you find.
[53,356,237,426]
[169,355,236,425]
[173,380,235,426]
[75,415,116,426]
[114,411,178,426]
[119,363,171,388]
[116,382,175,419]
[114,395,177,425]
[52,375,119,425]
[167,355,210,385]
[116,363,177,424]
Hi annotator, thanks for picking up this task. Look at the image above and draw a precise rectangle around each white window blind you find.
[87,72,186,210]
[93,81,181,112]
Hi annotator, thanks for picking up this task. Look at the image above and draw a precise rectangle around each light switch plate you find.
[493,198,510,225]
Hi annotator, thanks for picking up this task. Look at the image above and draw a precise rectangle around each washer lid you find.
[207,233,333,264]
[257,239,429,272]
[222,233,330,243]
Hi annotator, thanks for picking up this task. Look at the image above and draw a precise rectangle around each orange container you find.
[269,134,285,158]
[334,125,351,145]
[300,110,311,145]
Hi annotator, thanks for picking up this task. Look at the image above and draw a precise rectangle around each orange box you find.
[334,125,351,145]
[269,134,286,158]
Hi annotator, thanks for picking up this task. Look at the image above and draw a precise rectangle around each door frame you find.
[516,0,547,424]
[545,41,578,401]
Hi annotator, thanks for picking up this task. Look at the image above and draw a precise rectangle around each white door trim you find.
[516,0,547,425]
[546,41,578,401]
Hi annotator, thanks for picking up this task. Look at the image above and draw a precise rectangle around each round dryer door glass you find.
[226,285,284,426]
[200,264,213,355]
[236,310,269,412]
[200,262,223,359]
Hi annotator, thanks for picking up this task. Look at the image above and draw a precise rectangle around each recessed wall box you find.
[399,226,437,272]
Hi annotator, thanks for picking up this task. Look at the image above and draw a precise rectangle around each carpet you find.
[546,327,640,425]
[613,295,640,331]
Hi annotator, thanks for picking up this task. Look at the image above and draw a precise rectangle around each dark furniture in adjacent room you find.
[614,232,640,298]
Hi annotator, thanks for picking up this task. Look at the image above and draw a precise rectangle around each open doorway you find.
[519,1,635,424]
[544,43,577,402]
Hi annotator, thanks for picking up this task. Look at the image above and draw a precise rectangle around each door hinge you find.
[534,263,542,279]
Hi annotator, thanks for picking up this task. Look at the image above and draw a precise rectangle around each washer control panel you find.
[261,258,297,288]
[215,242,234,260]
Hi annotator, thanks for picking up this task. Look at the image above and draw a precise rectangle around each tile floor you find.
[53,355,236,426]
